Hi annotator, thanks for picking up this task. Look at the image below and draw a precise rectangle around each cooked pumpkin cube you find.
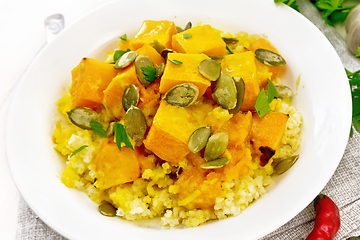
[143,99,214,163]
[159,53,211,99]
[172,25,226,55]
[132,20,178,50]
[177,153,222,209]
[94,141,140,190]
[103,73,138,119]
[250,112,289,165]
[250,38,284,87]
[215,146,252,181]
[103,44,164,119]
[219,111,253,147]
[221,52,260,111]
[70,58,120,110]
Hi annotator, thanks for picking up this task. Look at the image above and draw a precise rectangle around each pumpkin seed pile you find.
[188,127,230,169]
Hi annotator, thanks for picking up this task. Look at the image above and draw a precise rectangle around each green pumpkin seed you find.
[176,26,184,33]
[98,201,117,217]
[188,127,211,153]
[135,54,154,88]
[275,85,293,99]
[200,157,230,169]
[229,77,245,114]
[160,48,175,59]
[254,49,286,67]
[122,84,139,111]
[114,51,138,69]
[66,107,100,130]
[198,59,221,81]
[106,122,115,138]
[150,40,166,55]
[212,73,237,110]
[155,63,165,79]
[272,155,299,175]
[124,106,147,139]
[184,22,192,31]
[204,132,229,162]
[163,83,199,107]
[222,37,239,44]
[209,55,225,61]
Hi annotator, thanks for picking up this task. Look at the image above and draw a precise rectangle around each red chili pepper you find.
[305,194,340,240]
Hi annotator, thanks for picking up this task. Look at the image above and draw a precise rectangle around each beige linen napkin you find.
[16,0,360,239]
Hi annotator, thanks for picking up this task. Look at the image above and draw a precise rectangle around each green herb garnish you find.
[255,89,272,118]
[114,122,134,151]
[119,34,128,41]
[226,45,234,54]
[356,47,360,57]
[347,69,360,135]
[169,59,183,65]
[183,34,192,39]
[141,65,156,83]
[274,0,299,12]
[311,0,355,26]
[254,81,279,118]
[90,120,107,138]
[70,145,89,158]
[113,48,130,62]
[267,79,278,103]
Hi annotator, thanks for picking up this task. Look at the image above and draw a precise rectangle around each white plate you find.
[6,0,352,239]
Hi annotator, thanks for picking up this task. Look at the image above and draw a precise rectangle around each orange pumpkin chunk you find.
[219,111,253,147]
[177,154,222,209]
[215,146,252,181]
[143,100,213,163]
[94,141,140,190]
[172,25,226,55]
[103,44,164,119]
[221,51,260,111]
[103,73,138,119]
[70,58,120,110]
[132,20,178,50]
[250,38,284,86]
[250,112,289,165]
[159,52,211,99]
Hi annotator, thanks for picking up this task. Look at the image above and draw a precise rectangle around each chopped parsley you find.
[356,47,360,57]
[255,80,279,118]
[119,34,128,41]
[226,45,234,54]
[267,79,278,103]
[274,0,299,12]
[141,65,156,83]
[347,69,360,136]
[90,120,107,138]
[70,145,89,158]
[114,122,134,151]
[311,0,355,26]
[113,48,130,62]
[255,88,272,118]
[183,34,192,39]
[169,59,183,65]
